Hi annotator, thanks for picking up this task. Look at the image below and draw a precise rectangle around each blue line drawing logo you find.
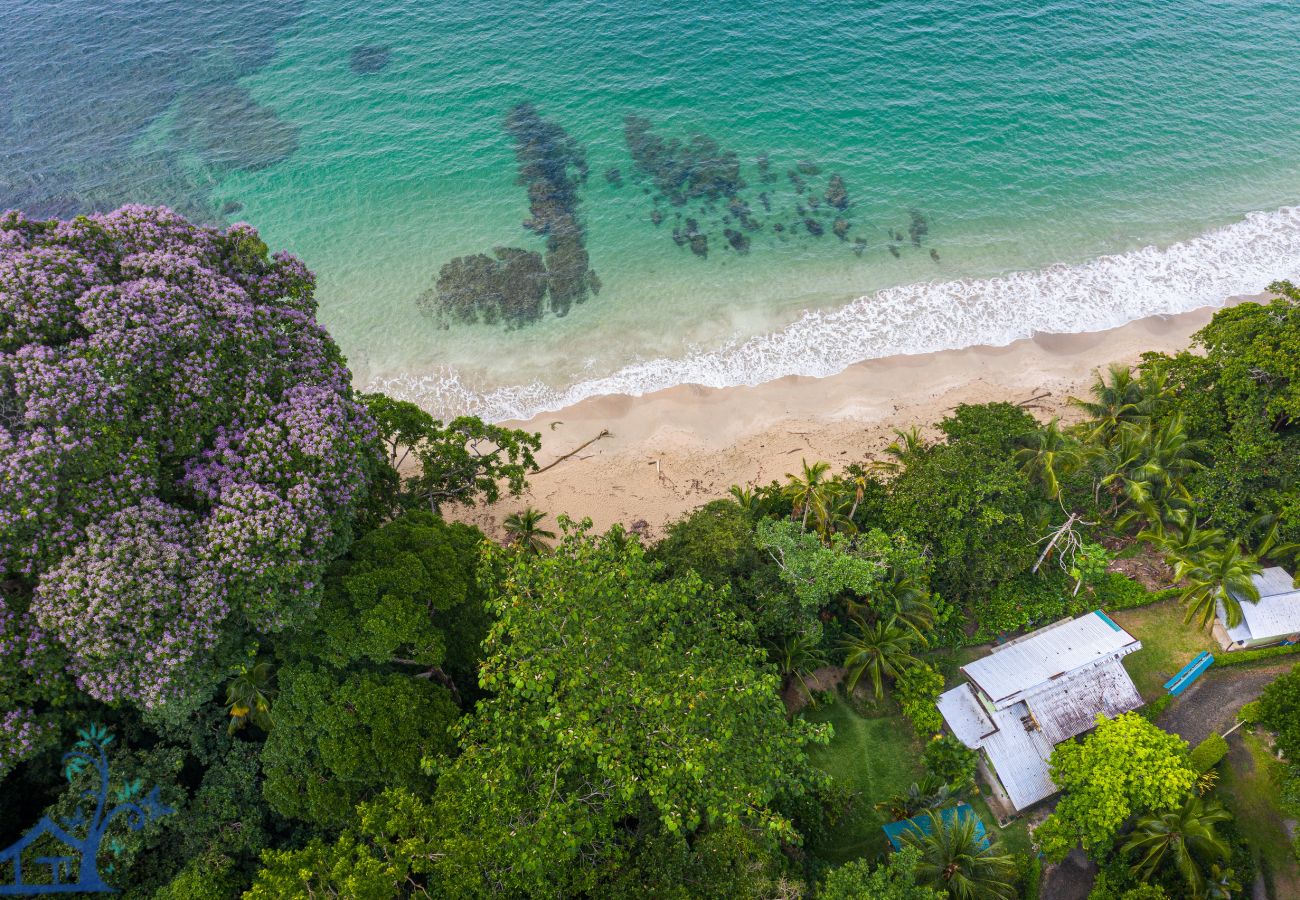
[0,724,174,894]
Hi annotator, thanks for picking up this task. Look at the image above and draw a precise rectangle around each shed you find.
[1216,567,1300,650]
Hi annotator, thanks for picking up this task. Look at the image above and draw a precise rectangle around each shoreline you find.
[450,298,1252,540]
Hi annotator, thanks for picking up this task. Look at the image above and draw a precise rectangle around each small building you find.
[881,802,988,851]
[1214,566,1300,650]
[936,610,1144,812]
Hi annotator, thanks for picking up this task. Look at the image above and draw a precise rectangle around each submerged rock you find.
[423,247,548,327]
[689,232,709,258]
[909,209,928,246]
[832,217,849,240]
[350,45,392,74]
[624,114,745,206]
[888,243,901,258]
[796,160,821,176]
[852,236,868,256]
[930,248,940,262]
[787,170,806,193]
[759,191,772,212]
[604,167,623,187]
[650,208,664,225]
[825,174,848,210]
[724,227,750,254]
[220,199,244,216]
[804,218,824,237]
[172,83,300,174]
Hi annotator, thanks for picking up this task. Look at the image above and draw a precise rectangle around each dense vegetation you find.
[3,208,1300,898]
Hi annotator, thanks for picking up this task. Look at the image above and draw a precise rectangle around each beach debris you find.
[535,429,612,473]
[825,174,848,210]
[549,421,564,430]
[804,217,824,237]
[888,242,901,258]
[604,167,623,187]
[349,44,392,74]
[832,217,850,240]
[930,248,940,262]
[908,209,928,246]
[796,160,821,176]
[724,227,751,254]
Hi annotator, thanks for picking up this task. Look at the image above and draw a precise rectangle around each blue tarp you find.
[882,803,989,851]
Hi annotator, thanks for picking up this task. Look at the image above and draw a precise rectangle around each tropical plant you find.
[841,618,919,698]
[874,773,959,820]
[767,630,827,701]
[784,459,834,531]
[502,507,556,554]
[868,570,936,639]
[900,809,1017,900]
[1015,418,1083,500]
[225,662,276,735]
[875,426,928,474]
[1172,540,1263,628]
[1121,795,1231,897]
[1072,363,1146,443]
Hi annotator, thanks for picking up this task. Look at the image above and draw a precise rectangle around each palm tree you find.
[875,426,927,474]
[875,571,936,642]
[1174,540,1263,628]
[503,507,556,554]
[1071,363,1145,444]
[226,661,275,734]
[1015,418,1082,500]
[841,618,919,698]
[1138,515,1224,562]
[768,630,827,701]
[784,459,833,531]
[1122,795,1231,897]
[901,809,1017,900]
[875,773,960,820]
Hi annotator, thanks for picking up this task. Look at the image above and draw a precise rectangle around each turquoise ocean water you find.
[5,0,1300,419]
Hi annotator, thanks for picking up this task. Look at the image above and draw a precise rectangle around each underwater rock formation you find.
[796,160,821,176]
[825,174,848,210]
[724,228,751,254]
[421,247,549,327]
[931,248,940,262]
[804,218,824,237]
[787,170,806,193]
[650,208,664,225]
[350,45,392,74]
[220,200,244,216]
[605,167,623,186]
[909,209,928,246]
[832,217,849,240]
[623,115,745,206]
[172,84,300,174]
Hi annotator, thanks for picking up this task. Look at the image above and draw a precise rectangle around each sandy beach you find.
[452,300,1249,540]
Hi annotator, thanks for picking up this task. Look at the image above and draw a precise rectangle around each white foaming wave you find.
[373,206,1300,422]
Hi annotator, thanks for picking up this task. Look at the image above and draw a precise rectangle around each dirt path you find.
[1156,662,1294,747]
[1039,848,1096,900]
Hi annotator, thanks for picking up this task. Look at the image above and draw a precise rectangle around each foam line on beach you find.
[373,206,1300,422]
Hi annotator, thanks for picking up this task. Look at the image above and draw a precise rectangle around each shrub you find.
[970,570,1082,642]
[1237,700,1262,724]
[1189,733,1229,773]
[1215,644,1300,667]
[923,733,977,787]
[1140,695,1173,722]
[896,663,944,735]
[1092,572,1178,610]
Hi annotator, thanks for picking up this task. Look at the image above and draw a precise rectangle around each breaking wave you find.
[374,206,1300,422]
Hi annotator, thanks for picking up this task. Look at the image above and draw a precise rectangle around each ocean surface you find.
[5,0,1300,420]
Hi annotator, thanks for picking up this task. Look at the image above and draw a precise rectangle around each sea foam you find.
[373,206,1300,422]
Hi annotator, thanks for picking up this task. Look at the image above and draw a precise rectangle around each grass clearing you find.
[802,692,925,864]
[1110,599,1218,701]
[1218,731,1300,900]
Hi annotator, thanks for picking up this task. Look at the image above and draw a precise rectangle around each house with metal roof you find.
[936,610,1144,812]
[1214,566,1300,650]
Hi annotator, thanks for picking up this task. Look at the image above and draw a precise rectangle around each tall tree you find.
[1122,795,1231,897]
[1172,540,1262,628]
[841,619,920,698]
[502,506,556,554]
[900,809,1017,900]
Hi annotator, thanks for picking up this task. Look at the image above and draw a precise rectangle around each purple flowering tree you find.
[0,206,378,753]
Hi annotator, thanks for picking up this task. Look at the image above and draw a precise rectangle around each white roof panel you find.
[937,684,997,748]
[962,611,1140,708]
[1222,568,1300,644]
[980,701,1058,810]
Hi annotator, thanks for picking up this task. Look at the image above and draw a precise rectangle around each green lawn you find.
[1110,599,1218,701]
[1218,731,1300,900]
[801,693,925,863]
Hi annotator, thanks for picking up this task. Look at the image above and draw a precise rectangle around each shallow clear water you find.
[5,0,1300,418]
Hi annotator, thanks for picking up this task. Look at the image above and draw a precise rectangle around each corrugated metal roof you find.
[979,701,1058,810]
[937,684,997,748]
[1222,568,1300,644]
[961,611,1140,708]
[1028,657,1145,745]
